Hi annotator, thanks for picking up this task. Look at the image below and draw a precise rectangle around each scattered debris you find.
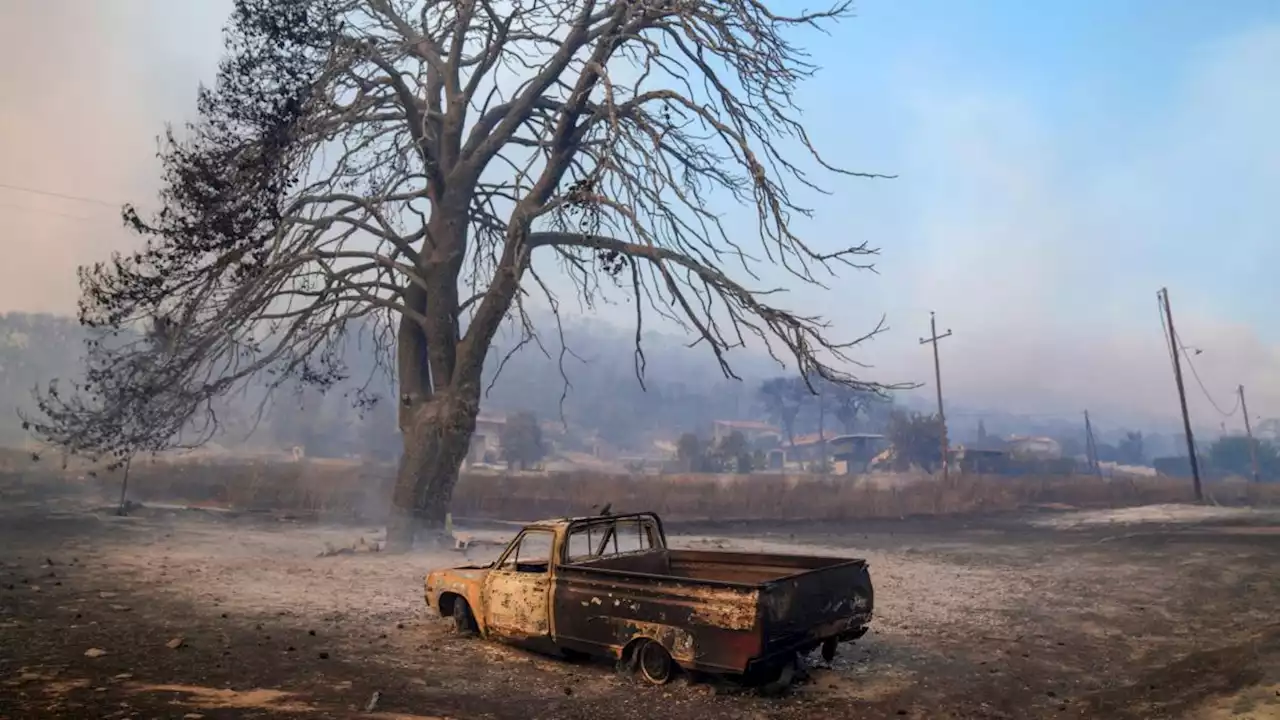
[84,648,107,658]
[317,536,382,558]
[449,532,506,553]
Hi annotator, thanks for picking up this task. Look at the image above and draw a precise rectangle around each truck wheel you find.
[821,638,838,662]
[636,640,675,685]
[758,656,797,697]
[451,598,478,637]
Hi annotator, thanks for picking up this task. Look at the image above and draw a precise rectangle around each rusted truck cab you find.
[424,512,873,686]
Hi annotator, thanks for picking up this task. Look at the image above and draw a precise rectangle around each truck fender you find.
[436,591,463,617]
[617,622,696,666]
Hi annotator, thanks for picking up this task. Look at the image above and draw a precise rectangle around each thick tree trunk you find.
[385,394,478,552]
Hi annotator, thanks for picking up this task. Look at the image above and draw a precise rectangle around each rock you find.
[109,605,131,612]
[165,637,186,650]
[183,714,205,719]
[84,648,107,658]
[364,691,381,712]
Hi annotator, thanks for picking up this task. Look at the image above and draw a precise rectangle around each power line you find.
[0,181,121,208]
[1157,294,1237,417]
[1173,328,1239,417]
[0,201,98,223]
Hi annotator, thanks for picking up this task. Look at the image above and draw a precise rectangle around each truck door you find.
[482,529,554,642]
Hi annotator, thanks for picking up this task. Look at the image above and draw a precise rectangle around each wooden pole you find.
[1084,410,1103,477]
[1159,288,1203,501]
[919,313,953,481]
[1240,385,1261,483]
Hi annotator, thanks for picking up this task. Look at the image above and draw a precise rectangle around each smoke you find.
[0,2,1275,430]
[793,21,1280,429]
[0,0,229,314]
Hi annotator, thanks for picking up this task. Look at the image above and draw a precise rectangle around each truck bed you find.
[555,548,873,673]
[567,548,857,585]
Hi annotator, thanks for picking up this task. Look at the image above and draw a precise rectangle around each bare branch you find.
[32,0,895,535]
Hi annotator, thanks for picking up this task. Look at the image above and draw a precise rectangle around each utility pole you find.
[1159,288,1203,502]
[1083,410,1102,477]
[920,312,953,482]
[1240,384,1261,483]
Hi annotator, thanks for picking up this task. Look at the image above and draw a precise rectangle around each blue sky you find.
[0,0,1276,429]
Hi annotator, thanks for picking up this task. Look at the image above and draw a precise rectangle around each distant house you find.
[711,420,781,446]
[1006,436,1063,460]
[951,446,1009,475]
[776,432,888,473]
[829,434,889,474]
[782,431,832,464]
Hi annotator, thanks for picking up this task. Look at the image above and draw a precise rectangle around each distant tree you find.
[1209,435,1280,481]
[676,433,705,473]
[977,420,989,444]
[500,412,546,471]
[886,411,945,472]
[758,377,808,447]
[823,382,880,434]
[712,430,753,474]
[1116,431,1145,466]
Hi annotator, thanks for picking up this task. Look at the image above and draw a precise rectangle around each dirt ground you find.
[2,491,1279,720]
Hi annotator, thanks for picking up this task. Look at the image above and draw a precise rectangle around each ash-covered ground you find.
[2,490,1279,720]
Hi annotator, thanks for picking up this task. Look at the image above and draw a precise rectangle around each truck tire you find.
[451,598,478,637]
[757,656,797,697]
[821,637,838,662]
[636,639,675,685]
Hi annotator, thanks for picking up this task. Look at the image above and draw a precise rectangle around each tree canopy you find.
[28,0,892,548]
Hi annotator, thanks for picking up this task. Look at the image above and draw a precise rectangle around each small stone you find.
[165,637,185,650]
[183,714,205,719]
[84,648,107,658]
[317,651,329,660]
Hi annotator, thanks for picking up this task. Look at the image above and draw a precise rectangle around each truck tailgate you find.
[758,557,873,651]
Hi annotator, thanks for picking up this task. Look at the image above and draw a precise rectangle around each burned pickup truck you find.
[423,512,873,687]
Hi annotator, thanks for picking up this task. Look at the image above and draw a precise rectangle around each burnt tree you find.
[30,0,892,550]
